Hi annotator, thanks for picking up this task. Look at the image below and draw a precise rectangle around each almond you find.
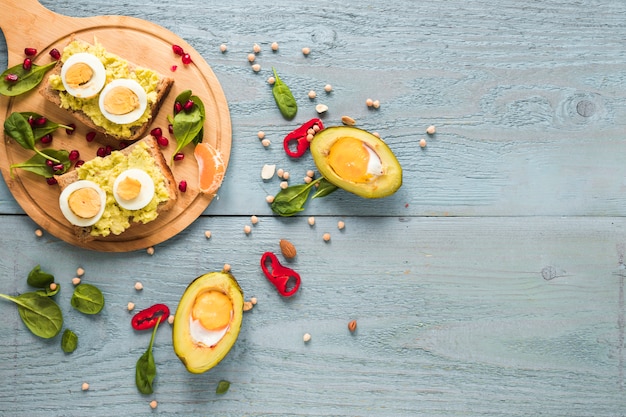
[279,239,297,259]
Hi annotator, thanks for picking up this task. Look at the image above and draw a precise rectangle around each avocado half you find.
[172,271,244,374]
[310,126,402,198]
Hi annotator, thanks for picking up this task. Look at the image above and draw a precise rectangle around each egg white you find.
[58,180,106,227]
[364,144,384,177]
[113,168,155,211]
[98,79,148,125]
[61,53,107,99]
[189,316,230,348]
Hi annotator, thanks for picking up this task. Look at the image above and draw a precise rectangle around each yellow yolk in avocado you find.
[116,176,142,201]
[103,86,140,115]
[192,291,233,331]
[68,187,102,219]
[327,137,382,183]
[65,62,94,88]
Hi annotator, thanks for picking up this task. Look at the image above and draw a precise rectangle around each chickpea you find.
[72,277,81,286]
[149,400,158,409]
[373,100,380,109]
[219,44,228,53]
[323,232,331,242]
[280,181,289,189]
[244,225,252,234]
[308,216,316,226]
[306,170,315,178]
[282,171,290,180]
[81,382,89,391]
[134,282,143,291]
[127,302,135,311]
[146,247,155,256]
[265,195,275,203]
[324,84,332,92]
[419,138,427,148]
[366,98,373,107]
[247,53,255,62]
[271,41,279,51]
[308,90,317,99]
[426,125,436,135]
[251,215,259,225]
[204,230,212,239]
[302,47,311,55]
[261,139,271,147]
[223,263,231,272]
[253,43,261,53]
[76,267,85,277]
[251,64,261,72]
[267,76,276,85]
[34,229,43,237]
[337,221,345,230]
[303,333,311,342]
[257,131,265,139]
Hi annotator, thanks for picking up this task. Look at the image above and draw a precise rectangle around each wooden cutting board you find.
[0,0,232,252]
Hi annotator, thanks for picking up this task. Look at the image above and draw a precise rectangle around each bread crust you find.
[55,135,178,242]
[39,37,174,141]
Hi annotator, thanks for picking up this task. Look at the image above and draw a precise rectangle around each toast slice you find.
[39,36,174,141]
[55,135,178,241]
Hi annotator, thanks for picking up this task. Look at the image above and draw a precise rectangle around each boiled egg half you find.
[59,180,106,227]
[98,79,147,125]
[113,168,155,210]
[188,290,233,348]
[61,53,107,98]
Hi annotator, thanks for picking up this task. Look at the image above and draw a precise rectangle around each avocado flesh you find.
[172,271,244,374]
[310,126,402,198]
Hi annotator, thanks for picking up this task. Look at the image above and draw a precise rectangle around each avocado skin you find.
[172,271,244,374]
[310,126,402,198]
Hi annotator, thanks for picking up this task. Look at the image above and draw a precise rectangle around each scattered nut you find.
[366,98,373,107]
[267,76,276,85]
[243,301,253,311]
[244,225,252,235]
[253,43,261,53]
[261,164,276,180]
[261,138,271,147]
[303,333,311,342]
[279,239,297,259]
[149,400,158,409]
[257,131,265,139]
[168,314,175,324]
[426,125,436,135]
[419,138,427,148]
[251,63,261,72]
[76,267,85,277]
[308,90,317,99]
[81,382,89,391]
[323,232,331,242]
[308,216,316,226]
[372,132,381,138]
[34,229,43,237]
[265,195,275,203]
[223,263,231,272]
[306,170,315,178]
[337,220,345,230]
[277,168,284,178]
[271,41,279,51]
[72,277,81,286]
[127,302,135,311]
[251,215,259,225]
[282,171,290,180]
[205,230,212,239]
[372,99,380,109]
[247,53,255,62]
[146,247,155,256]
[315,104,328,114]
[134,282,143,291]
[341,115,356,126]
[348,319,357,332]
[219,44,228,53]
[324,84,333,92]
[250,297,258,305]
[280,181,289,189]
[302,47,311,56]
[303,176,313,183]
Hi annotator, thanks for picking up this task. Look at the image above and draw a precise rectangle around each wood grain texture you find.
[0,0,625,416]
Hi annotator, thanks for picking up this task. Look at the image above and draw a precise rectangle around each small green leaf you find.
[0,292,63,339]
[27,265,54,288]
[171,90,205,161]
[216,380,231,394]
[0,61,57,97]
[271,178,322,216]
[312,178,338,199]
[136,320,159,394]
[271,67,297,120]
[61,329,78,353]
[71,283,105,315]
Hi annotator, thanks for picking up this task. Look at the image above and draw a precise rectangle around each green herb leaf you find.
[37,283,60,297]
[312,178,338,199]
[70,283,105,315]
[0,292,63,339]
[216,380,231,394]
[20,112,74,140]
[271,67,297,120]
[172,90,205,161]
[271,177,323,216]
[10,149,70,178]
[136,319,159,394]
[27,265,54,288]
[0,61,57,97]
[61,329,78,353]
[4,112,36,150]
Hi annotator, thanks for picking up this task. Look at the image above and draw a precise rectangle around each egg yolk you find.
[327,137,378,183]
[116,176,142,201]
[68,187,102,219]
[192,291,233,331]
[65,62,94,88]
[103,86,140,115]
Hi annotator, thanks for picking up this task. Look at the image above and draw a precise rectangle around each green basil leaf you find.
[0,61,57,97]
[0,292,63,339]
[271,67,297,120]
[61,329,78,353]
[71,283,104,315]
[4,112,36,151]
[27,265,54,288]
[216,380,231,394]
[312,178,338,199]
[136,320,159,394]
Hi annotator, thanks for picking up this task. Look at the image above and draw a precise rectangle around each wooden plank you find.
[0,214,623,415]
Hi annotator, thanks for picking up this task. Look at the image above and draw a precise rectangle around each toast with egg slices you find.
[55,135,178,242]
[39,36,174,141]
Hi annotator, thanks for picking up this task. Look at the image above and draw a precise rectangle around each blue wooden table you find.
[1,0,625,415]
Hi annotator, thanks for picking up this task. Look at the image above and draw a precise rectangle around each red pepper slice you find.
[283,118,324,158]
[131,303,170,331]
[260,252,301,297]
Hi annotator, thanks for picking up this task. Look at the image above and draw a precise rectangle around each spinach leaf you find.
[61,329,78,353]
[37,283,60,297]
[271,177,327,216]
[27,265,54,288]
[4,112,61,163]
[271,67,297,120]
[0,61,57,97]
[172,90,205,161]
[10,149,70,178]
[20,112,74,140]
[70,283,104,315]
[136,319,160,394]
[0,291,63,339]
[216,380,231,394]
[312,178,339,199]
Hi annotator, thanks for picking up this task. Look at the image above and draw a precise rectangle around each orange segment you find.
[194,142,226,194]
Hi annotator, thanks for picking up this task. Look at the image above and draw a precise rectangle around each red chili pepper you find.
[131,303,170,330]
[260,252,301,297]
[283,118,324,158]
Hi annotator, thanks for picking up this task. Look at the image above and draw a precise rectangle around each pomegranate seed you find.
[183,99,194,112]
[172,44,185,56]
[178,180,187,192]
[46,177,58,186]
[105,145,113,155]
[40,134,52,144]
[27,115,35,127]
[52,163,64,173]
[174,102,183,114]
[173,152,185,161]
[35,117,47,126]
[150,127,162,137]
[69,150,80,161]
[46,159,54,167]
[86,131,96,142]
[96,147,106,158]
[65,123,76,135]
[119,142,129,149]
[24,47,37,56]
[170,65,178,72]
[168,124,174,134]
[182,53,192,65]
[157,136,169,147]
[49,48,61,60]
[75,160,85,168]
[5,73,18,83]
[22,58,32,71]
